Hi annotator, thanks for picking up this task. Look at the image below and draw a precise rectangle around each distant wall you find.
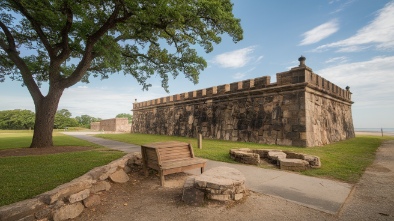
[90,118,131,132]
[131,59,354,147]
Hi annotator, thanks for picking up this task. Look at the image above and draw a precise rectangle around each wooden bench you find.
[141,141,207,186]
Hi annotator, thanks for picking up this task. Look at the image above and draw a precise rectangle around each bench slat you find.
[159,154,192,161]
[160,158,207,169]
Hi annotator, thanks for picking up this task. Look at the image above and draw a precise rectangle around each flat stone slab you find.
[279,158,309,171]
[194,166,246,201]
[195,166,245,188]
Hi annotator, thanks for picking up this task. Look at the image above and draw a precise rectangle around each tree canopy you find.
[0,109,35,129]
[116,113,133,123]
[0,0,243,147]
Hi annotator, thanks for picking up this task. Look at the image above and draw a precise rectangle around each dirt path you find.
[73,169,336,221]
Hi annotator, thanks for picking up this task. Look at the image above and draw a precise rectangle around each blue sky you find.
[1,0,394,128]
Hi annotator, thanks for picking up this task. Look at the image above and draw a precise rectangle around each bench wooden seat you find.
[141,141,207,186]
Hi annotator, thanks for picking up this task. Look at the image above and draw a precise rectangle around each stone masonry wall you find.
[91,118,131,132]
[132,58,354,147]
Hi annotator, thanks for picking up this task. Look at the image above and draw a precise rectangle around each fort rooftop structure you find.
[131,56,354,147]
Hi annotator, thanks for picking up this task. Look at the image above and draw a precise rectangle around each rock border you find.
[229,148,321,171]
[0,152,142,221]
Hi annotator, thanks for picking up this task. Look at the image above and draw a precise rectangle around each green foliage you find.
[0,0,243,91]
[0,109,35,130]
[75,115,102,128]
[54,109,79,129]
[96,133,391,183]
[116,113,133,123]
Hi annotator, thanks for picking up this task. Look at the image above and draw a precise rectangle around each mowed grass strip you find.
[96,133,393,183]
[0,131,125,207]
[0,131,102,150]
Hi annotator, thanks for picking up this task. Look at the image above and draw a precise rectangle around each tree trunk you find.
[30,88,64,148]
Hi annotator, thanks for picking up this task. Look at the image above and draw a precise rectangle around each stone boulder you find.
[52,202,84,221]
[109,169,130,183]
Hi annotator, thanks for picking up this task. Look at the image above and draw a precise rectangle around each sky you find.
[1,0,394,129]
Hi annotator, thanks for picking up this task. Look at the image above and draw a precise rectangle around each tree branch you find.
[56,2,73,61]
[0,20,16,51]
[0,21,43,104]
[61,1,133,88]
[11,0,55,58]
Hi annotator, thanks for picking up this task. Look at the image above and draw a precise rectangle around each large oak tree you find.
[0,0,242,148]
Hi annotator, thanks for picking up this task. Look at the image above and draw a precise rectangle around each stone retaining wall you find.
[0,153,142,221]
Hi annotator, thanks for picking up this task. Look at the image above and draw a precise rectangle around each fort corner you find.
[131,56,355,147]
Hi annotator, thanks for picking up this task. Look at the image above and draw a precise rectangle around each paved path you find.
[338,140,394,220]
[64,132,351,214]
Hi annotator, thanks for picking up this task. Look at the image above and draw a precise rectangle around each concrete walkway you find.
[63,132,351,214]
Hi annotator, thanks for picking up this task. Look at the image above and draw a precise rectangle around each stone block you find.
[207,194,231,201]
[0,198,45,221]
[90,181,111,193]
[276,139,292,146]
[40,179,93,205]
[267,151,286,161]
[279,159,309,171]
[109,169,129,183]
[68,189,90,203]
[83,195,101,208]
[229,149,260,165]
[194,167,246,202]
[233,193,244,201]
[52,202,84,221]
[303,155,321,168]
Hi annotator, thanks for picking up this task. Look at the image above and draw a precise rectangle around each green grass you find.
[0,130,125,207]
[96,133,394,183]
[0,130,101,150]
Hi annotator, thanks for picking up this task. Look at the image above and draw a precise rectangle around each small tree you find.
[116,113,133,123]
[0,0,242,148]
[54,109,78,129]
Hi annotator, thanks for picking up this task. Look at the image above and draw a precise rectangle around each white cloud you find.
[325,56,348,64]
[233,73,246,80]
[213,46,255,68]
[329,0,355,14]
[59,84,173,119]
[256,56,264,63]
[317,56,394,109]
[316,1,394,52]
[299,20,339,45]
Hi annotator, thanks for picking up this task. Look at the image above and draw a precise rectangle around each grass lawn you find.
[0,130,125,207]
[96,133,394,184]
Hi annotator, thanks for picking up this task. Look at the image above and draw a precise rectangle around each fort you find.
[131,56,355,147]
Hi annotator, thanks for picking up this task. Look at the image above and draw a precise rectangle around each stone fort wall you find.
[91,118,131,132]
[131,58,354,147]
